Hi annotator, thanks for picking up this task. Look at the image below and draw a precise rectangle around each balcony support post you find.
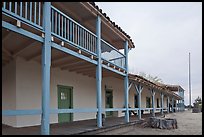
[151,89,155,117]
[124,40,129,123]
[96,15,102,128]
[41,2,51,135]
[172,97,174,113]
[134,83,143,120]
[167,96,170,113]
[160,92,164,115]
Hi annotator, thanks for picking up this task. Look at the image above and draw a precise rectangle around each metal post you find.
[160,92,164,115]
[189,52,191,108]
[167,96,169,113]
[124,40,129,123]
[41,2,51,135]
[151,89,155,117]
[96,15,102,128]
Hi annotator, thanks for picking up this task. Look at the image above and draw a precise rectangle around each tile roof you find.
[89,2,135,48]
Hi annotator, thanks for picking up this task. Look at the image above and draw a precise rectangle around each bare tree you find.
[138,71,163,84]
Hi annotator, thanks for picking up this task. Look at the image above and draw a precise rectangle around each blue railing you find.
[2,2,126,70]
[51,6,97,56]
[101,39,125,69]
[2,2,43,31]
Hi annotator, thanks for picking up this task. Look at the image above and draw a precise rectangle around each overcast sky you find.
[96,2,202,105]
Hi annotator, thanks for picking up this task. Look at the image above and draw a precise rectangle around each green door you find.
[134,94,138,108]
[105,90,113,117]
[58,85,73,123]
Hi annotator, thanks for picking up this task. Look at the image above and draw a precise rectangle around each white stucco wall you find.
[13,57,129,127]
[2,59,17,127]
[15,57,42,127]
[2,57,175,127]
[15,57,98,127]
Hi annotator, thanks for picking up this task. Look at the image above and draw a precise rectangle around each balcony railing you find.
[2,2,43,31]
[51,6,97,56]
[101,39,125,69]
[2,2,126,70]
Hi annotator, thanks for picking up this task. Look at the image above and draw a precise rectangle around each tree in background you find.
[138,71,163,84]
[193,96,202,108]
[192,96,202,113]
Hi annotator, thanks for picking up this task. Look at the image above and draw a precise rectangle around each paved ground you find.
[98,110,202,135]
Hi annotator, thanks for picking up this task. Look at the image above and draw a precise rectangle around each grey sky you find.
[96,2,202,105]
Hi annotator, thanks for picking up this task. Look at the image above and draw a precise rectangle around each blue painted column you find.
[41,2,51,135]
[138,85,143,120]
[172,97,174,113]
[160,92,164,115]
[167,96,169,113]
[182,90,185,111]
[96,15,102,128]
[134,84,143,120]
[178,88,180,112]
[151,89,155,117]
[175,99,178,112]
[124,40,129,123]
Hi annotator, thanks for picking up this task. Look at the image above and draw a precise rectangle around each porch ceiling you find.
[2,27,123,79]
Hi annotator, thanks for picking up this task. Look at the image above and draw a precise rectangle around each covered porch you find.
[2,111,168,135]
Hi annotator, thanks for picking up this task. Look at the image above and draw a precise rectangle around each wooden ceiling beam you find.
[2,30,12,43]
[12,40,37,58]
[60,60,87,70]
[81,15,95,23]
[69,64,94,72]
[68,63,94,71]
[76,67,96,74]
[52,58,80,68]
[69,65,94,71]
[51,54,74,64]
[80,72,96,78]
[2,46,13,58]
[26,49,42,61]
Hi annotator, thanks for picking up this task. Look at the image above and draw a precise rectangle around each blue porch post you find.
[178,88,180,112]
[181,89,184,111]
[151,89,155,117]
[134,84,143,120]
[160,92,164,115]
[167,96,169,113]
[172,97,174,113]
[41,2,51,135]
[96,15,102,128]
[178,100,180,112]
[124,40,129,123]
[175,99,178,112]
